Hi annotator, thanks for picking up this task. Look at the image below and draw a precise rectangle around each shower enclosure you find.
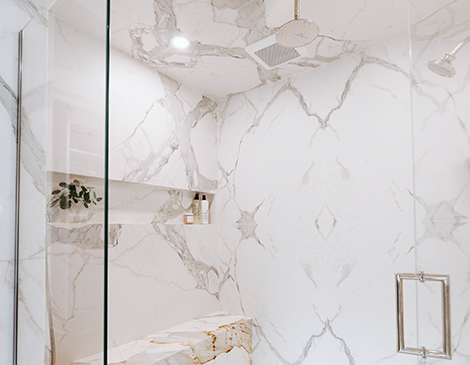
[13,0,470,364]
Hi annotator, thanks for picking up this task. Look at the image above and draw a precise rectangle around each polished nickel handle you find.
[396,272,451,360]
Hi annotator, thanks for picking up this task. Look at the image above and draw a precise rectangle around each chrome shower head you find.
[276,19,319,48]
[276,0,319,48]
[427,54,456,78]
[427,36,470,78]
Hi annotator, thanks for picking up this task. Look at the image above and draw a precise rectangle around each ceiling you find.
[51,0,466,100]
[110,0,411,100]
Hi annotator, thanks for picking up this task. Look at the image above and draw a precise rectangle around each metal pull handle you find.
[396,272,452,360]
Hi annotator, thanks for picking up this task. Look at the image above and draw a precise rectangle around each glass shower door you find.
[18,0,109,364]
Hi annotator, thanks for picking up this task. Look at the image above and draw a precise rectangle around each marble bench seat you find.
[72,312,252,365]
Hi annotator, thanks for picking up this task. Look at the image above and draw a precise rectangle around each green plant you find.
[49,179,103,210]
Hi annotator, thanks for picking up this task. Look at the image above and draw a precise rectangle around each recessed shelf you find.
[47,171,215,225]
[48,170,216,195]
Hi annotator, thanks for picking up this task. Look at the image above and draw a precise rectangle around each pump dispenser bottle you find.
[201,194,209,224]
[192,193,202,224]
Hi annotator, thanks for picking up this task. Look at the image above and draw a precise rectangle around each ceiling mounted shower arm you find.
[448,36,470,58]
[294,0,300,19]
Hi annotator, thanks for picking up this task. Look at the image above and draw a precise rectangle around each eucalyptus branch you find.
[49,179,103,210]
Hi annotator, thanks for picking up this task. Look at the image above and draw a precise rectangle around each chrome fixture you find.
[395,272,452,360]
[427,36,470,77]
[276,0,319,48]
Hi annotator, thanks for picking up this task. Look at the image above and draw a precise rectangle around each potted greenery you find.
[48,179,103,222]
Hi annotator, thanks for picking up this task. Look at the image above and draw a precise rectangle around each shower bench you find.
[72,312,252,365]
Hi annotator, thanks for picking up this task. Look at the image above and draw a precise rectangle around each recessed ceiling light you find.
[171,36,191,49]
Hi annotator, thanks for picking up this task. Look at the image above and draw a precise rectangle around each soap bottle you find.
[201,194,209,224]
[192,193,201,224]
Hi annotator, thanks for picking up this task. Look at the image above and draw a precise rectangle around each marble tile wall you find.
[107,36,220,358]
[48,216,219,364]
[8,1,470,365]
[0,1,47,365]
[217,1,470,362]
[409,1,470,363]
[109,0,470,101]
[49,13,218,192]
[217,35,419,364]
[108,47,218,193]
[110,0,411,100]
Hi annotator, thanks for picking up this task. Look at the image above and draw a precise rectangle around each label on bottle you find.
[192,200,201,224]
[201,199,209,224]
[184,213,193,224]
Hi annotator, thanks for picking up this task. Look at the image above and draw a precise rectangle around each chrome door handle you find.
[395,272,452,360]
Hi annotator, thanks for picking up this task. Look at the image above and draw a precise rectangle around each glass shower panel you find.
[18,0,109,364]
[409,0,470,362]
[17,8,49,365]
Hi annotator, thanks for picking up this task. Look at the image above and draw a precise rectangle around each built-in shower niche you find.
[47,171,215,225]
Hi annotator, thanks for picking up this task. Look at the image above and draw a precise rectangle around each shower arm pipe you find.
[294,0,300,19]
[446,36,470,59]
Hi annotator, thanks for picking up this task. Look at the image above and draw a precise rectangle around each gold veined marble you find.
[73,312,252,365]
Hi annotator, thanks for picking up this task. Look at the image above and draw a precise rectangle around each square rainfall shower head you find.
[245,35,308,70]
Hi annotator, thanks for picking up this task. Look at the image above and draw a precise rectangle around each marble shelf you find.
[72,312,252,365]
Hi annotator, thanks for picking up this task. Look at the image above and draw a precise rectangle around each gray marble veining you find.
[217,34,419,364]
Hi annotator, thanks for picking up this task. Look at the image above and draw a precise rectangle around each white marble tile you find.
[16,258,46,365]
[48,221,220,363]
[48,19,218,192]
[0,260,14,365]
[409,2,470,363]
[0,0,47,91]
[108,223,220,348]
[217,35,417,364]
[47,231,104,364]
[109,47,218,192]
[108,0,420,99]
[47,14,106,178]
[107,0,470,100]
[409,0,469,35]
